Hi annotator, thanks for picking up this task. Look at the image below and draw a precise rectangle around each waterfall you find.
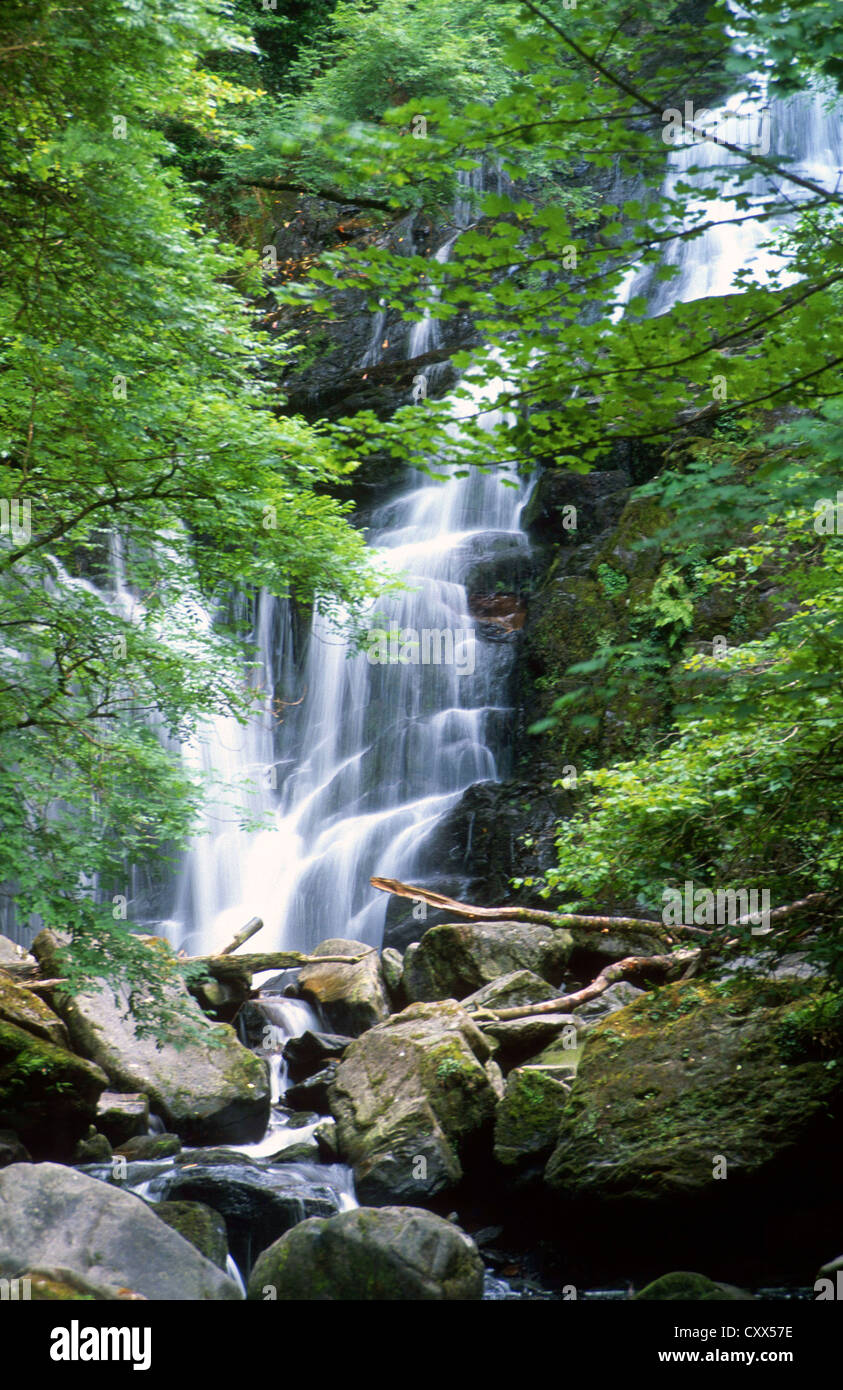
[171,171,530,957]
[616,85,843,316]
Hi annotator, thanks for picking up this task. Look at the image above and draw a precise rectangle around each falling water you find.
[171,171,530,958]
[616,84,843,316]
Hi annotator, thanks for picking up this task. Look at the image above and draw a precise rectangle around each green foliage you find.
[0,0,378,1022]
[266,0,842,479]
[539,414,843,980]
[776,991,843,1062]
[596,564,628,599]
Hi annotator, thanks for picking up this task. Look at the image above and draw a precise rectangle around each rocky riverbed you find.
[0,919,839,1301]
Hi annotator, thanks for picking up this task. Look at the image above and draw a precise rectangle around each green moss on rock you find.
[545,977,842,1201]
[0,1020,108,1158]
[153,1200,228,1271]
[494,1066,570,1167]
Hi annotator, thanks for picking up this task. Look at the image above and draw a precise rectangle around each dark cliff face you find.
[262,201,477,427]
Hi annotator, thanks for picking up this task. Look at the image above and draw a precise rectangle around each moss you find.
[25,1275,98,1301]
[494,1067,570,1166]
[545,977,842,1200]
[154,1201,228,1271]
[526,495,672,770]
[0,977,68,1047]
[634,1271,751,1301]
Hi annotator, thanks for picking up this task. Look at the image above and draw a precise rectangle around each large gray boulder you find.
[328,1001,503,1204]
[32,930,269,1146]
[0,937,35,969]
[296,938,390,1035]
[248,1205,484,1300]
[0,1163,241,1299]
[403,921,573,1004]
[461,969,561,1013]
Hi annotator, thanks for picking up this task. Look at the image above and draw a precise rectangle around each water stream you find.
[170,173,529,961]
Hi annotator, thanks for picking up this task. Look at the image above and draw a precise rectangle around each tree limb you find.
[371,875,672,932]
[183,947,375,985]
[220,917,263,955]
[469,949,700,1022]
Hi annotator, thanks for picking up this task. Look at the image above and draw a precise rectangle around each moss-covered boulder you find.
[494,1066,571,1168]
[0,1019,108,1159]
[634,1271,753,1301]
[115,1133,181,1160]
[328,1001,503,1204]
[73,1126,112,1164]
[153,1201,228,1271]
[403,921,572,1004]
[296,938,390,1035]
[479,1013,580,1072]
[32,929,269,1146]
[545,978,843,1201]
[96,1091,149,1147]
[0,974,69,1049]
[248,1205,484,1301]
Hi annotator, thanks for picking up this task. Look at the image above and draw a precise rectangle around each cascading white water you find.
[171,171,529,958]
[616,83,843,316]
[170,84,842,961]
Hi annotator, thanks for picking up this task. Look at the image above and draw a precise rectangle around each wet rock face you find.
[248,1204,485,1301]
[328,1001,503,1205]
[523,467,630,549]
[402,920,573,1004]
[544,977,843,1203]
[31,930,270,1147]
[0,1163,241,1300]
[379,782,567,953]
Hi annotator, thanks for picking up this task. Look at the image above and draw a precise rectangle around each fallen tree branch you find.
[729,890,829,931]
[371,876,672,933]
[371,879,831,941]
[468,949,701,1022]
[16,977,67,991]
[183,947,375,985]
[220,917,264,955]
[0,960,39,980]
